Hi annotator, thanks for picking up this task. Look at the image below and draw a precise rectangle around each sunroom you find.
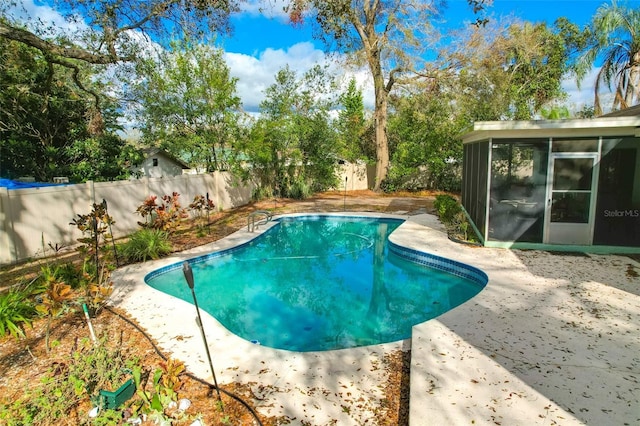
[461,114,640,252]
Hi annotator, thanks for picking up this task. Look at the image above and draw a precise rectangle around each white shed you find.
[135,148,190,178]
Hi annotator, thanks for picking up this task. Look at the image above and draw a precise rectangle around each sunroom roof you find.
[462,116,640,144]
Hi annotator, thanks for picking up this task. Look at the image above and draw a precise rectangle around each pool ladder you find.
[247,210,273,232]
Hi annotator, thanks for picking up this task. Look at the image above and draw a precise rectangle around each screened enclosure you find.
[461,118,640,251]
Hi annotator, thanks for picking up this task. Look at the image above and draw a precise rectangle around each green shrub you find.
[379,165,411,193]
[252,185,273,201]
[37,263,85,290]
[120,229,172,262]
[454,211,479,242]
[433,195,479,243]
[0,285,37,339]
[379,177,399,193]
[433,194,462,224]
[55,262,84,288]
[287,178,312,199]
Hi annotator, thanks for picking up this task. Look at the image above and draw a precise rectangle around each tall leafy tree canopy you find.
[574,0,640,115]
[336,78,370,162]
[387,87,465,192]
[286,0,490,191]
[134,40,243,172]
[1,0,238,181]
[384,16,586,192]
[0,0,238,64]
[240,65,339,198]
[446,18,584,121]
[0,0,240,122]
[0,37,136,181]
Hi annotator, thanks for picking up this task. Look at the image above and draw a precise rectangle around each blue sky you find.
[218,0,640,113]
[221,0,616,54]
[10,0,640,113]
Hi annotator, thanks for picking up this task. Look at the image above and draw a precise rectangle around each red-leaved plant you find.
[135,192,188,233]
[188,194,215,226]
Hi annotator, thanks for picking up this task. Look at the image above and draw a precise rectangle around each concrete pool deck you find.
[110,212,640,425]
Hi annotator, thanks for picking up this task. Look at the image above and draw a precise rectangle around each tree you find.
[336,78,371,162]
[0,37,89,180]
[540,105,570,120]
[504,22,570,119]
[240,65,339,198]
[386,87,465,192]
[574,1,640,115]
[448,19,579,121]
[0,1,237,65]
[0,1,238,122]
[575,104,596,118]
[65,134,143,182]
[0,38,90,134]
[134,40,243,172]
[287,0,490,191]
[0,36,138,181]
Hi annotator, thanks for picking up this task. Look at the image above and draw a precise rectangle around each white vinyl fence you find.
[0,164,371,266]
[338,162,374,192]
[0,173,254,265]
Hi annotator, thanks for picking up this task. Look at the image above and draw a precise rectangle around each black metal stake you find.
[344,176,348,211]
[103,199,119,267]
[206,192,210,234]
[92,217,99,285]
[182,261,223,406]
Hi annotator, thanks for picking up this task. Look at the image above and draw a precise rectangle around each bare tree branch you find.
[0,22,131,64]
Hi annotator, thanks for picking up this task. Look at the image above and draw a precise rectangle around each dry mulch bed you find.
[1,191,433,425]
[0,307,284,425]
[0,308,410,424]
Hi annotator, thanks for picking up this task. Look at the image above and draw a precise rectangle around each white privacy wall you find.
[0,164,371,265]
[0,173,254,265]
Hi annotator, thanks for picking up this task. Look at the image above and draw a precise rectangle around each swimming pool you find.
[145,215,487,351]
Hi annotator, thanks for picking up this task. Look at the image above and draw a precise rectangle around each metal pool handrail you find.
[247,210,273,232]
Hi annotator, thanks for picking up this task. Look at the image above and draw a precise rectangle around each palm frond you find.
[586,1,640,112]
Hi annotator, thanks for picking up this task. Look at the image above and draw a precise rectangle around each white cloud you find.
[562,68,597,111]
[225,42,376,112]
[9,0,86,36]
[225,44,315,112]
[562,66,617,115]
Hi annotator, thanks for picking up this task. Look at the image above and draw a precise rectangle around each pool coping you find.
[110,212,640,425]
[394,215,639,426]
[110,212,411,423]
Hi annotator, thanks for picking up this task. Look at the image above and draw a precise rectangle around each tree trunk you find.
[373,86,389,192]
[367,46,390,192]
[626,52,640,108]
[350,5,393,192]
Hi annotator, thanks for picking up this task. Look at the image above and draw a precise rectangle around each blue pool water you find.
[145,215,486,351]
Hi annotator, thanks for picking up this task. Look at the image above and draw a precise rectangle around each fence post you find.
[0,187,16,264]
[87,180,96,206]
[144,176,150,199]
[211,172,220,210]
